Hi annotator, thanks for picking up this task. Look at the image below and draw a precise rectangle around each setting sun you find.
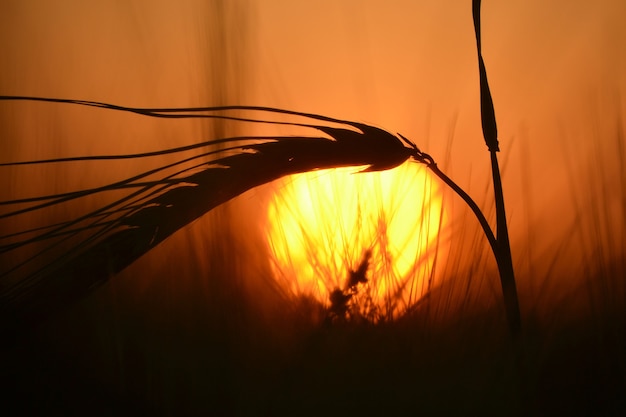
[266,160,446,319]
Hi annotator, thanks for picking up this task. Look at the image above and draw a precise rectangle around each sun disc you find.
[266,160,445,320]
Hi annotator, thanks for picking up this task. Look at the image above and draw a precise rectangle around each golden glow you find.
[266,161,445,319]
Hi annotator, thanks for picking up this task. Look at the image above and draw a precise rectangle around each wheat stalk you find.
[0,80,521,338]
[0,13,524,341]
[472,0,522,338]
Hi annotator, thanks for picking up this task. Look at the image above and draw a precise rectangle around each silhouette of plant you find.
[471,0,521,338]
[0,96,424,331]
[325,250,374,324]
[0,3,522,337]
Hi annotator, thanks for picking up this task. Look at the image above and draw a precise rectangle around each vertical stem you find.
[473,0,522,338]
[491,151,521,337]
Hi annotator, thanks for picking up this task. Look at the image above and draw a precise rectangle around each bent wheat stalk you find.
[0,90,517,339]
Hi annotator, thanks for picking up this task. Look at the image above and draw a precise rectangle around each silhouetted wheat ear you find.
[0,96,435,331]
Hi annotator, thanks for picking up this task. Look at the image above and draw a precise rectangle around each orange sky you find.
[248,0,626,275]
[1,0,624,293]
[3,7,625,415]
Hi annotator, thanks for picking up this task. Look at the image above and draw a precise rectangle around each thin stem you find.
[490,151,521,336]
[425,162,497,255]
[473,0,522,339]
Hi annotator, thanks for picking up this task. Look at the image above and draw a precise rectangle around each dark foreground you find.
[1,270,624,417]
